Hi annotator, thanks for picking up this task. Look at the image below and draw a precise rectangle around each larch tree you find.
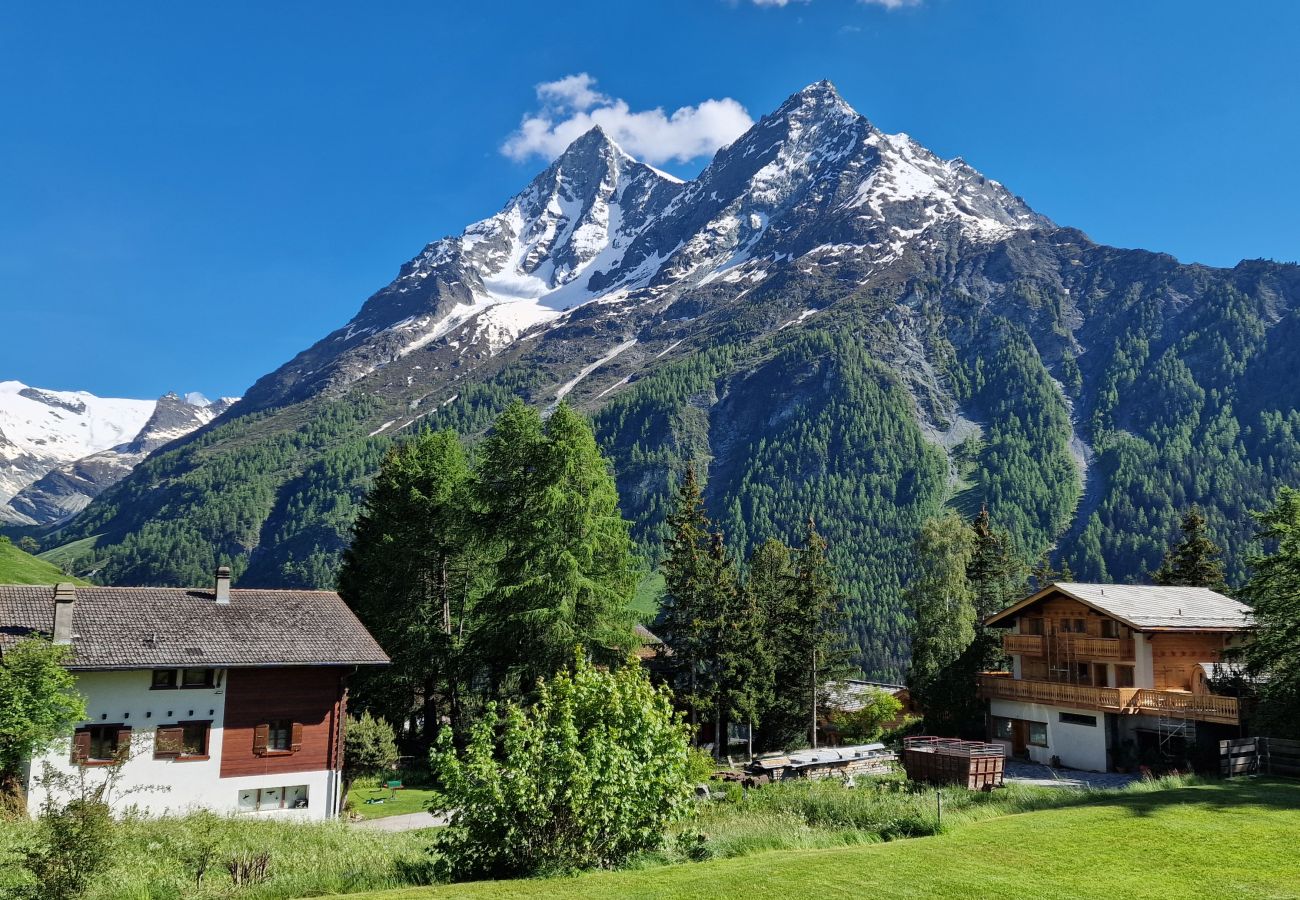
[1153,506,1228,591]
[905,511,979,736]
[473,401,639,690]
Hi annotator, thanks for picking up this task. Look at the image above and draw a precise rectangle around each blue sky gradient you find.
[3,1,1297,398]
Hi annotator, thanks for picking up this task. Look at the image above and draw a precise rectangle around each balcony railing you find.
[1130,689,1239,725]
[1002,634,1045,656]
[978,675,1239,725]
[1056,634,1135,661]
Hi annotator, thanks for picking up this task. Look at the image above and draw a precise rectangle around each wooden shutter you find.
[115,726,133,761]
[154,726,183,758]
[71,730,90,765]
[290,722,304,753]
[252,724,269,756]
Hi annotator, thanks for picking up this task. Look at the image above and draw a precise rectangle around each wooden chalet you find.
[980,582,1251,771]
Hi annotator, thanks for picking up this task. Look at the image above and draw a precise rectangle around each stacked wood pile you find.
[747,743,896,781]
[901,736,1005,790]
[1221,737,1300,777]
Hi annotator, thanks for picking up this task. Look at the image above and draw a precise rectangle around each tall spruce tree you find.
[657,468,715,737]
[1232,488,1300,737]
[710,531,772,758]
[781,518,852,749]
[1153,507,1228,591]
[339,428,481,746]
[968,507,1026,620]
[745,538,803,750]
[473,401,639,690]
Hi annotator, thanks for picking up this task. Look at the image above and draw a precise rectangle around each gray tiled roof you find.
[0,584,389,669]
[986,582,1253,631]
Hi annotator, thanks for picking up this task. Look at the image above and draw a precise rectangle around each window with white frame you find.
[237,785,309,812]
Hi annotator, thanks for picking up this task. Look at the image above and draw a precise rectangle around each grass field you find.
[0,811,437,899]
[0,539,87,585]
[347,783,440,820]
[363,778,1300,899]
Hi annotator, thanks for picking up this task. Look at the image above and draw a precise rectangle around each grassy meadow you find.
[365,778,1300,899]
[0,539,87,585]
[3,776,1297,898]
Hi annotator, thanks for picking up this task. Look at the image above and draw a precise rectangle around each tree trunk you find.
[0,769,27,818]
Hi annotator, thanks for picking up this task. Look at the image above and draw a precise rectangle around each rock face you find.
[0,384,234,526]
[238,82,1046,413]
[41,82,1300,679]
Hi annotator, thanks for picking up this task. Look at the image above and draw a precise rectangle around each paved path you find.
[351,811,447,831]
[1002,760,1139,790]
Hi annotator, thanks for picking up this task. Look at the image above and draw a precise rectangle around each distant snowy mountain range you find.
[0,382,235,526]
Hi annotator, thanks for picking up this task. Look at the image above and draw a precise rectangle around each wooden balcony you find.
[1002,634,1045,656]
[1129,689,1240,725]
[978,676,1239,725]
[1056,634,1135,661]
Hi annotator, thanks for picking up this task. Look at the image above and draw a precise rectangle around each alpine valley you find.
[30,82,1300,679]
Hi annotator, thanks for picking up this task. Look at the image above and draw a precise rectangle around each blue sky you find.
[3,1,1298,399]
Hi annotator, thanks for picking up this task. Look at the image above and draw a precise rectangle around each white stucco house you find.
[0,568,388,819]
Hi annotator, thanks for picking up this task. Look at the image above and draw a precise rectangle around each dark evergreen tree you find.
[777,518,852,749]
[968,507,1027,620]
[1231,488,1300,737]
[710,531,772,758]
[1152,507,1228,591]
[657,468,716,738]
[338,429,482,746]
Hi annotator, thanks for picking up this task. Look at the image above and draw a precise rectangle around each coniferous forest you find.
[29,234,1300,682]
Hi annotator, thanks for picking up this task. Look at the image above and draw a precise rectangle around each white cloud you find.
[502,74,754,166]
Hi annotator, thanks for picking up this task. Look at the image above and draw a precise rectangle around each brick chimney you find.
[52,582,76,645]
[214,566,231,605]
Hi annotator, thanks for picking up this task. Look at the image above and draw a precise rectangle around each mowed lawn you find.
[362,779,1300,899]
[347,783,439,820]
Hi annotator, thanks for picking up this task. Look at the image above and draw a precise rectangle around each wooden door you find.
[1011,720,1028,757]
[1094,663,1110,688]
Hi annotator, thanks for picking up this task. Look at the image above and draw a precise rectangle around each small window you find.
[155,721,210,759]
[1059,712,1097,727]
[151,670,177,689]
[1100,620,1119,639]
[1023,618,1045,636]
[1116,666,1135,688]
[1027,721,1048,747]
[1073,662,1090,682]
[992,717,1014,740]
[268,719,292,752]
[237,785,309,813]
[181,668,214,688]
[74,725,129,764]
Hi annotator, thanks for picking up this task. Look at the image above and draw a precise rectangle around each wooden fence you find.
[1220,737,1300,777]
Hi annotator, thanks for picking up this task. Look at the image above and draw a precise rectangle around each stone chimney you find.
[214,566,231,605]
[52,582,76,645]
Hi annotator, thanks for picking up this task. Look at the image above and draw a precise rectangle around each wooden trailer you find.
[902,736,1005,790]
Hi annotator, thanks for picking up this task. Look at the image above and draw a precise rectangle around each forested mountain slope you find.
[40,83,1300,679]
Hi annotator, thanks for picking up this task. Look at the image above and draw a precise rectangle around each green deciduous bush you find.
[429,652,693,880]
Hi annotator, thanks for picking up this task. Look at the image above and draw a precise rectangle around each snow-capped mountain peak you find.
[237,81,1059,412]
[0,383,234,526]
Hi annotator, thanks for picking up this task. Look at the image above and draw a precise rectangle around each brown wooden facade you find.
[219,667,348,779]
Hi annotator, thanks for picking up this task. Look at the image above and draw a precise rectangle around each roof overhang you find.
[982,583,1252,633]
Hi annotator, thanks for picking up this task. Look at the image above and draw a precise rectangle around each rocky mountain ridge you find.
[0,383,235,526]
[40,82,1300,679]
